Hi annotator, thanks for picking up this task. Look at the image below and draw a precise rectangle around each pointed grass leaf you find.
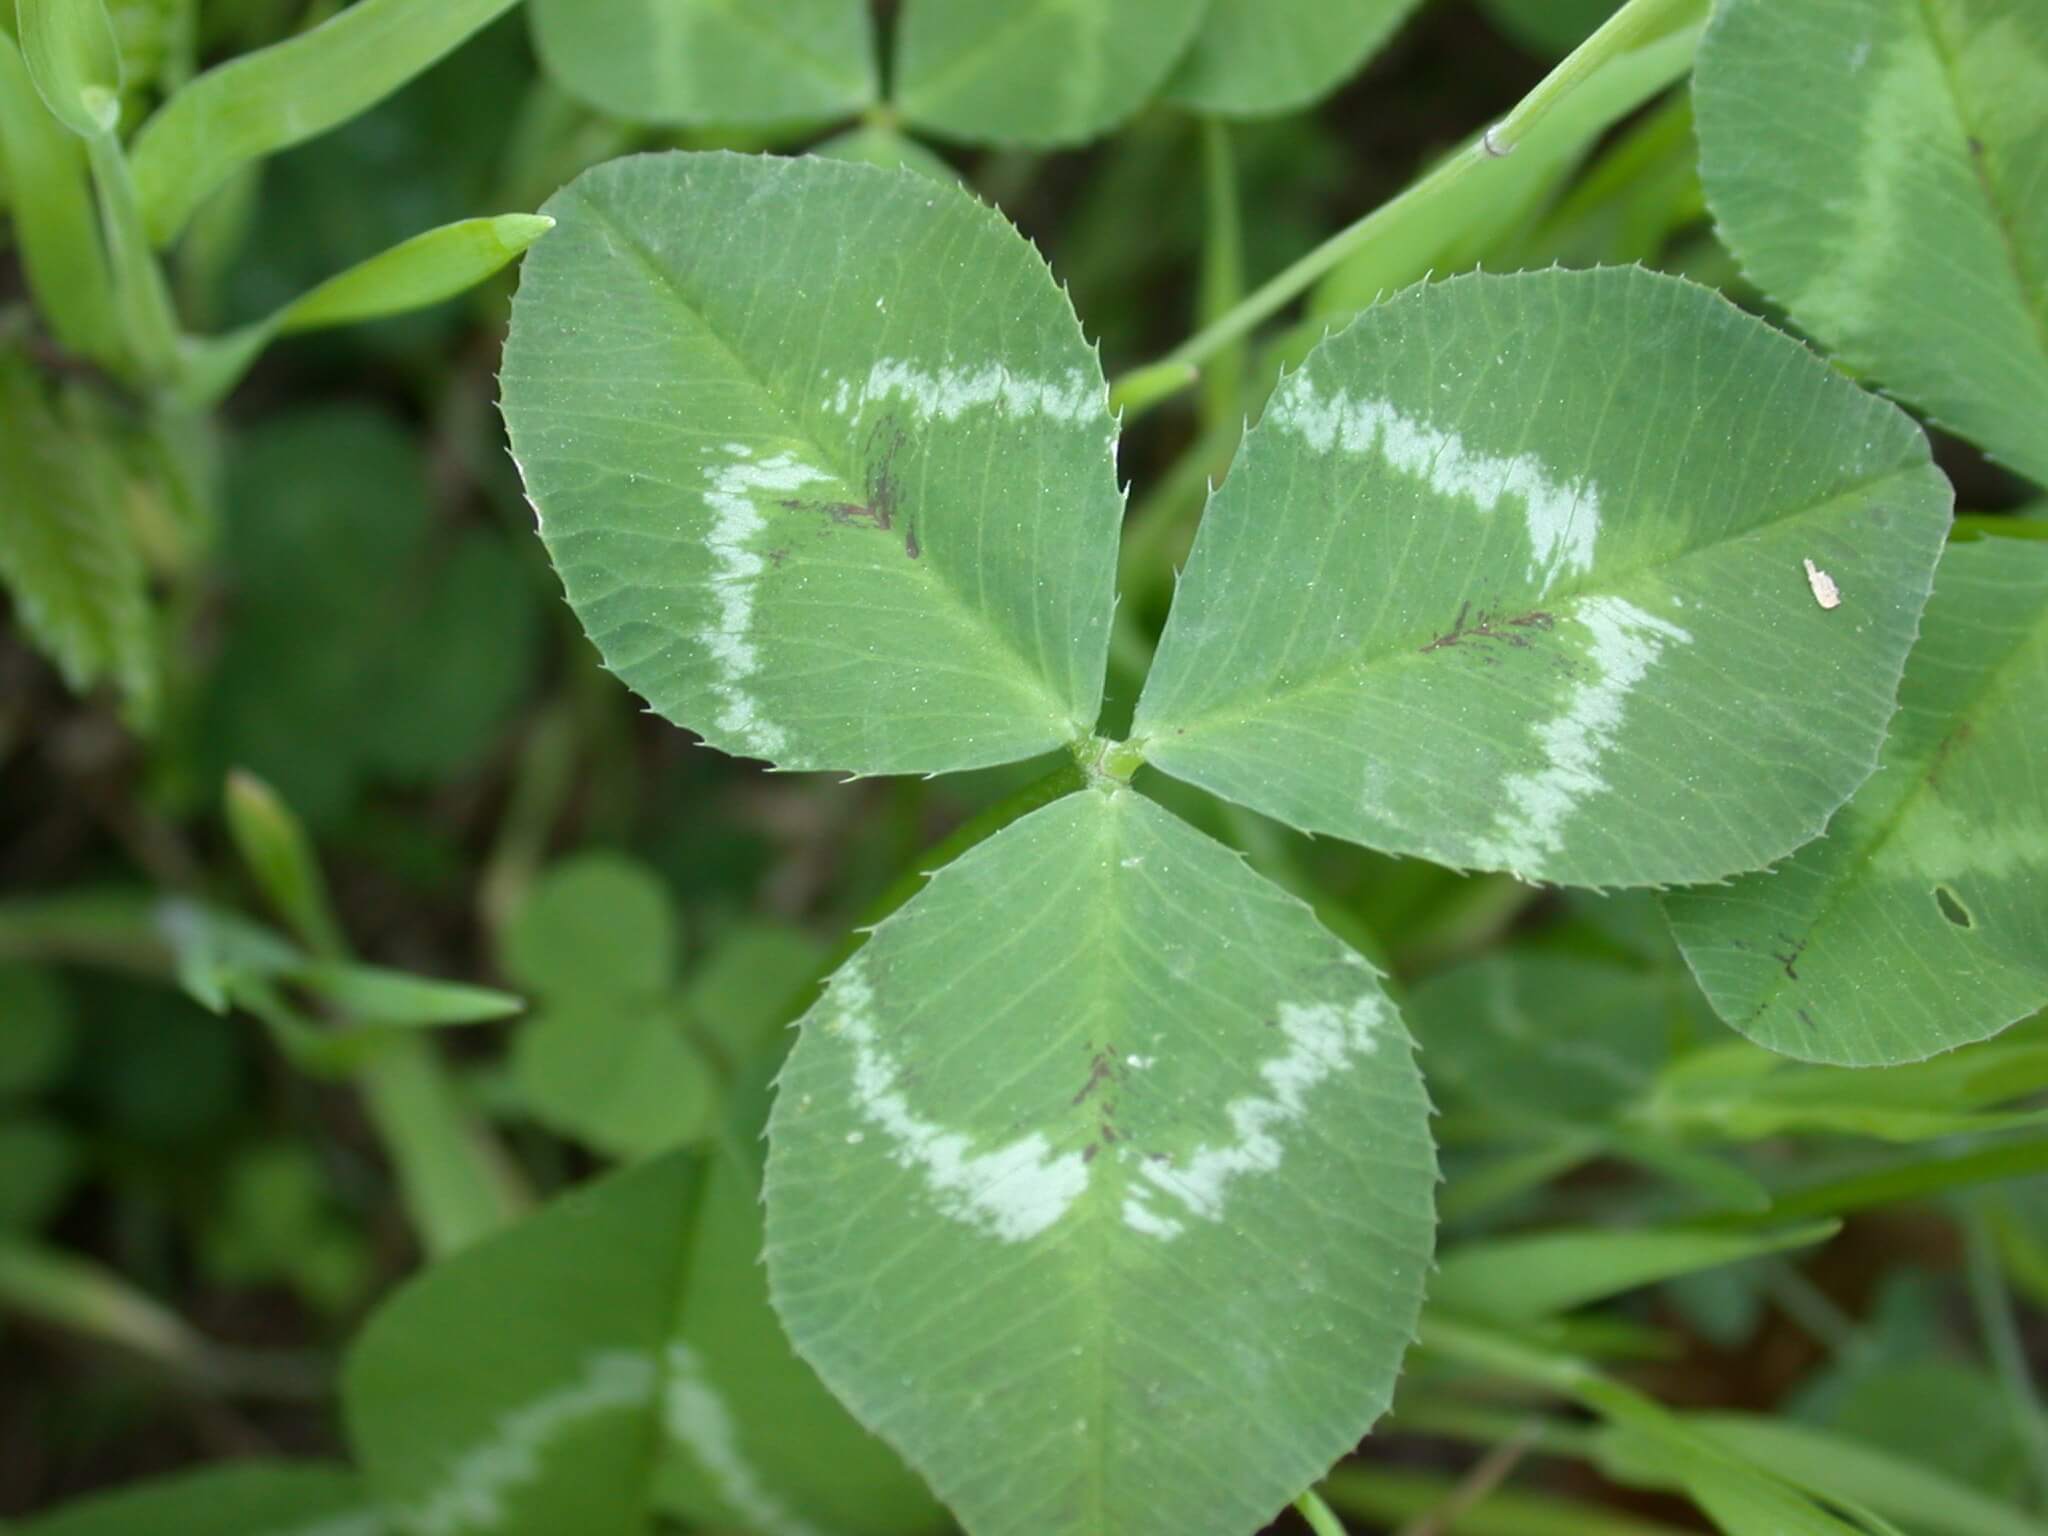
[1695,0,2048,487]
[1664,539,2048,1065]
[1164,0,1424,117]
[500,152,1121,774]
[1134,267,1952,888]
[1429,1221,1838,1322]
[891,0,1206,147]
[126,0,522,245]
[15,0,121,136]
[529,0,877,126]
[0,32,117,362]
[765,787,1437,1536]
[10,1463,384,1536]
[344,1148,940,1536]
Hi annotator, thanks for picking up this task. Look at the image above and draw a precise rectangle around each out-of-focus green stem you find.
[84,126,180,381]
[1295,1488,1349,1536]
[1965,1199,2048,1507]
[1196,116,1244,434]
[358,1040,528,1260]
[1107,0,1708,419]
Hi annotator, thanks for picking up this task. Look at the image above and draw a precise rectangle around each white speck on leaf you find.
[1804,558,1842,609]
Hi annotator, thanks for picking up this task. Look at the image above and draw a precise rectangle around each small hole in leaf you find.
[1934,885,1973,928]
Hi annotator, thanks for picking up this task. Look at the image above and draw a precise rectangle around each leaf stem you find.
[1106,0,1708,419]
[1196,115,1245,433]
[1295,1487,1350,1536]
[82,126,180,382]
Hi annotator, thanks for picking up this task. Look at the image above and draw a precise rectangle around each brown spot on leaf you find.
[1421,602,1558,654]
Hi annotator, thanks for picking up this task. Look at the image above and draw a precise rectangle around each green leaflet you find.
[1135,267,1952,888]
[1164,0,1423,117]
[529,0,876,125]
[503,855,717,1159]
[765,787,1436,1536]
[0,349,157,728]
[500,153,1120,775]
[1406,951,1697,1125]
[1695,0,2048,487]
[343,1148,941,1536]
[6,1462,382,1536]
[1664,540,2048,1065]
[892,0,1206,147]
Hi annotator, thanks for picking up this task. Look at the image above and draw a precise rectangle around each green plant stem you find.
[1107,0,1707,419]
[1295,1488,1349,1536]
[1964,1200,2048,1507]
[358,1039,527,1260]
[478,699,582,940]
[1390,1399,1603,1461]
[82,127,180,382]
[1196,115,1244,434]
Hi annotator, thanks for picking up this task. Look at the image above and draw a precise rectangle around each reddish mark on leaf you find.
[1420,602,1557,656]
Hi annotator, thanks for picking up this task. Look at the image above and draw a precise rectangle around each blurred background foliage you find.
[1,1,2044,1532]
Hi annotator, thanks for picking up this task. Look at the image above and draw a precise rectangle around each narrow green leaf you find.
[1165,0,1423,117]
[1666,1414,2045,1536]
[0,32,118,361]
[278,212,550,332]
[1695,0,2048,487]
[892,0,1206,147]
[1135,267,1952,888]
[15,0,121,135]
[0,1235,209,1377]
[1429,1221,1838,1322]
[295,962,524,1029]
[223,769,347,961]
[7,1463,382,1536]
[183,214,557,406]
[0,349,158,727]
[766,787,1437,1536]
[528,0,876,125]
[1665,540,2048,1064]
[126,0,522,245]
[344,1149,940,1536]
[501,152,1121,775]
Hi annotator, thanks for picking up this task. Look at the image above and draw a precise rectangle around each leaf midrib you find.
[688,0,876,99]
[896,0,1086,115]
[1142,457,1930,744]
[569,183,1076,744]
[1909,0,2048,374]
